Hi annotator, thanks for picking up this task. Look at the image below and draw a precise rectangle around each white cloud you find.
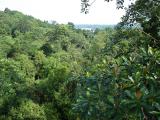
[0,0,126,24]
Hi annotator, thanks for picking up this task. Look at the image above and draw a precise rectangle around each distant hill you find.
[75,24,115,30]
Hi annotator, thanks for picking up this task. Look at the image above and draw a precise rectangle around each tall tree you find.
[120,0,160,48]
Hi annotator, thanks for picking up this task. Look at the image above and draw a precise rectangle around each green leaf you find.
[149,111,160,115]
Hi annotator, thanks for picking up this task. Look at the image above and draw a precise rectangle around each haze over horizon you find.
[0,0,126,24]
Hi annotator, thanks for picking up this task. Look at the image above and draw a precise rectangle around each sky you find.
[0,0,126,24]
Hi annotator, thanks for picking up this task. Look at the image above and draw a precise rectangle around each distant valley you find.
[75,24,115,30]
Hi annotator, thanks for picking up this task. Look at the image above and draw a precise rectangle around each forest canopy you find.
[0,0,160,119]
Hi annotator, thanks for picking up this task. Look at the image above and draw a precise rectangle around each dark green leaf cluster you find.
[73,28,160,119]
[120,0,160,48]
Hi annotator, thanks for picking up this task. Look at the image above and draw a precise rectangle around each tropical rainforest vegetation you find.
[0,0,160,119]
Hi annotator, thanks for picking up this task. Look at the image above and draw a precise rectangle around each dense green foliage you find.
[0,3,160,120]
[120,0,160,48]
